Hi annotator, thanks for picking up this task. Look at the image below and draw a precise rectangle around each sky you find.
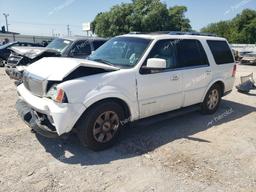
[0,0,255,37]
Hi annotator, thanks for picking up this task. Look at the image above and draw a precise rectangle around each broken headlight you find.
[46,84,68,103]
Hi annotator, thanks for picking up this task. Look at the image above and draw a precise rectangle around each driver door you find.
[136,39,183,118]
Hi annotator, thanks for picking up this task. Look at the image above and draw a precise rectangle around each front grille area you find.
[23,71,44,97]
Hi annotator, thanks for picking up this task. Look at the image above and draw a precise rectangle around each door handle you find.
[171,75,179,81]
[206,70,211,75]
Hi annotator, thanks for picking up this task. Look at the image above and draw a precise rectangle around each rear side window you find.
[207,40,234,64]
[176,39,209,68]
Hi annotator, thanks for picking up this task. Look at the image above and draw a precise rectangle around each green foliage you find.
[92,0,191,37]
[201,9,256,44]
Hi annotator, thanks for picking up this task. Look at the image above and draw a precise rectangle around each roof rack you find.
[129,31,172,35]
[129,31,217,37]
[169,31,217,37]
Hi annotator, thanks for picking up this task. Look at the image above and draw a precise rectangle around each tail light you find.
[232,64,237,77]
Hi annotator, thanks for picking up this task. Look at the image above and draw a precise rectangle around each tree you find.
[169,6,191,31]
[201,9,256,44]
[201,21,232,39]
[92,0,191,37]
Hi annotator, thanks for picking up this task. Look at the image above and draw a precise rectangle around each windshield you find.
[46,38,72,53]
[0,42,15,49]
[88,37,151,68]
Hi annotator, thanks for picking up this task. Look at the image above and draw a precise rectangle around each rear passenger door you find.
[175,39,212,107]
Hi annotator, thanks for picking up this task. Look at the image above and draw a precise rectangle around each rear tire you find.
[76,101,126,151]
[201,84,221,114]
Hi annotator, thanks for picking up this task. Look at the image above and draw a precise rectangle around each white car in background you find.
[16,32,236,150]
[241,52,256,65]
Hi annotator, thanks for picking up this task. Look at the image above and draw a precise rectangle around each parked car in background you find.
[16,32,236,151]
[240,52,256,65]
[5,37,107,80]
[0,41,43,67]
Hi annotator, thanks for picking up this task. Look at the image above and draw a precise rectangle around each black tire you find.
[76,101,126,151]
[201,84,221,114]
[0,58,4,67]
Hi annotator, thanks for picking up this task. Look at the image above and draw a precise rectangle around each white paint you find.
[17,34,236,135]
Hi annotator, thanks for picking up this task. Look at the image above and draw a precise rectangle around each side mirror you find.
[146,58,167,69]
[140,58,167,74]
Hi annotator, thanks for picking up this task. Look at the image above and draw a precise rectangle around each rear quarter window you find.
[207,40,234,64]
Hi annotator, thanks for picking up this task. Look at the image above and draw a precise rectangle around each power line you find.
[10,20,81,28]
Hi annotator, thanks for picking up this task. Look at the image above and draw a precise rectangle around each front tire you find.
[77,101,125,151]
[201,84,221,114]
[0,58,5,67]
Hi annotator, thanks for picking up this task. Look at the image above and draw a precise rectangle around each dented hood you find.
[9,46,59,59]
[25,57,119,81]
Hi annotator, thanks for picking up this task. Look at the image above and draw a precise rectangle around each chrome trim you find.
[23,71,44,97]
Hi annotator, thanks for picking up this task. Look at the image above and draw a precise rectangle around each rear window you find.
[207,40,234,64]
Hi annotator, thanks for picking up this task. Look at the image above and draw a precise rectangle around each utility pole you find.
[67,25,70,36]
[3,13,9,32]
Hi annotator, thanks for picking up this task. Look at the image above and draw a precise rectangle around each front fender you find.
[83,89,139,121]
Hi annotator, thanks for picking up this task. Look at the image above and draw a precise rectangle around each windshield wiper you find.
[91,58,115,66]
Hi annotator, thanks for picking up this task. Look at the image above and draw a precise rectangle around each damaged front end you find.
[16,57,119,137]
[5,47,61,80]
[16,99,59,138]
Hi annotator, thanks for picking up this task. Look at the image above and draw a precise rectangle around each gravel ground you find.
[0,64,255,192]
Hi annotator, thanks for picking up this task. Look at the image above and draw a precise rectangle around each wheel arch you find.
[202,80,225,102]
[73,97,133,132]
[86,97,132,119]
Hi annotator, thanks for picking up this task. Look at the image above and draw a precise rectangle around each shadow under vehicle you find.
[34,99,255,166]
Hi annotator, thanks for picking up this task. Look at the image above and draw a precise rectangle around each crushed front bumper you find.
[5,67,23,80]
[16,99,59,138]
[16,84,86,136]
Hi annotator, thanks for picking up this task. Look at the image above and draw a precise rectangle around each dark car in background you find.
[5,37,107,80]
[0,41,44,67]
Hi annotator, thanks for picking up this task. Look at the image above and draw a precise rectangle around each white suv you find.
[16,32,236,150]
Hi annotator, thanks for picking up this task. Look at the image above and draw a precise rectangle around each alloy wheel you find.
[93,111,120,143]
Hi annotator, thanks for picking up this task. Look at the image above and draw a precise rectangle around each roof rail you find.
[169,31,217,37]
[129,32,143,34]
[129,31,217,37]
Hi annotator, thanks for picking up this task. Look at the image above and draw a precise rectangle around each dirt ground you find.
[0,64,255,192]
